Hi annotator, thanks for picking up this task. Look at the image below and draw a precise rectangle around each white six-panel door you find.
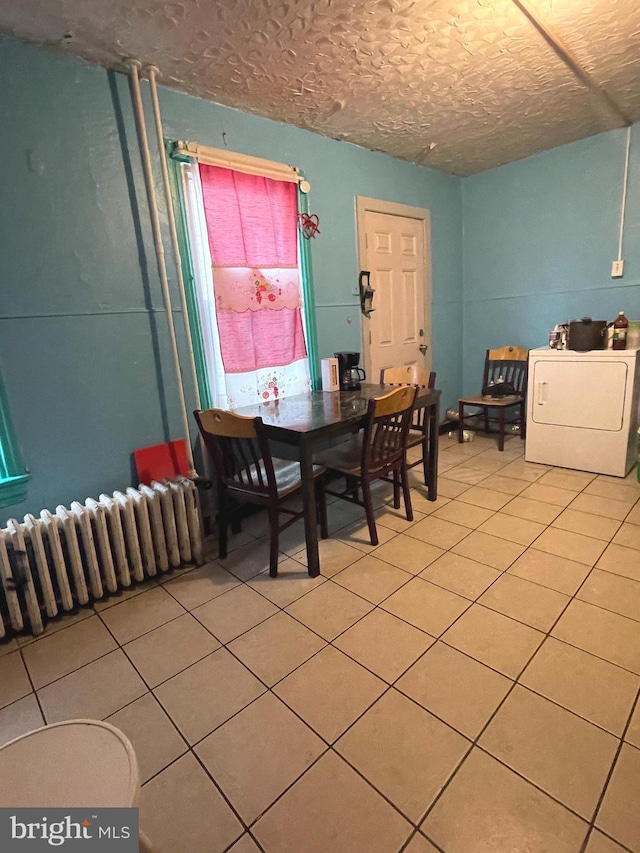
[357,198,431,384]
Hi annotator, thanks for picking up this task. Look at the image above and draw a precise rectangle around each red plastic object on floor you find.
[134,439,189,485]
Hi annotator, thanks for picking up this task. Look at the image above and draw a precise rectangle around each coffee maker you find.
[335,351,366,391]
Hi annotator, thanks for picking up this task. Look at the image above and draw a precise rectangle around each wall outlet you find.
[611,259,624,277]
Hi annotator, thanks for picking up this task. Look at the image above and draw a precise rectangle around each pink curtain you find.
[216,311,307,373]
[201,167,297,266]
[199,165,308,384]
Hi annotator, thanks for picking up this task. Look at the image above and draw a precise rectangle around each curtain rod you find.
[170,140,302,185]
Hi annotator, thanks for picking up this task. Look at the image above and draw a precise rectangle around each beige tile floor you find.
[2,434,640,852]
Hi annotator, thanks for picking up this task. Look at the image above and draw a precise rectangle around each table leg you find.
[427,401,439,501]
[300,440,320,578]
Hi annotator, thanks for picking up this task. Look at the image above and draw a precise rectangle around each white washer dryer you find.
[525,347,640,477]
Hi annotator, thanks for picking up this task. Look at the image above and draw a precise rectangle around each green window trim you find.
[168,148,213,411]
[0,473,30,508]
[0,376,29,509]
[298,180,321,391]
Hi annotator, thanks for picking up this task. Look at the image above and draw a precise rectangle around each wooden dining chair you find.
[458,345,529,451]
[380,365,436,388]
[379,365,415,386]
[313,385,417,546]
[380,365,437,486]
[194,408,328,577]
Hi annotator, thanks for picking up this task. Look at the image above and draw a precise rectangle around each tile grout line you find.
[416,607,570,832]
[579,687,640,853]
[16,642,47,726]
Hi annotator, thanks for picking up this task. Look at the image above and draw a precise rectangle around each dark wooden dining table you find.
[231,383,440,577]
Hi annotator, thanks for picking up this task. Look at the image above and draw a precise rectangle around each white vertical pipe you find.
[617,126,632,262]
[144,65,201,411]
[125,58,197,478]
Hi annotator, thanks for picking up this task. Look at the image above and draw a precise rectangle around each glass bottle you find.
[612,311,628,350]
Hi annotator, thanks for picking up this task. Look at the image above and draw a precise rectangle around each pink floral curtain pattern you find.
[213,268,302,312]
[199,165,310,404]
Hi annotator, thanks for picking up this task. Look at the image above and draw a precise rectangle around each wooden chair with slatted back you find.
[194,408,328,577]
[458,345,529,451]
[379,365,415,386]
[380,365,437,486]
[313,385,417,546]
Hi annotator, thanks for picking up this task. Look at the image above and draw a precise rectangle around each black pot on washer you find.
[567,318,607,351]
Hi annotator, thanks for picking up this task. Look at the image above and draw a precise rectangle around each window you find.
[0,371,29,508]
[170,142,319,409]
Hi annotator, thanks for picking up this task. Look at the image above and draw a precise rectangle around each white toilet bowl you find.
[0,719,151,850]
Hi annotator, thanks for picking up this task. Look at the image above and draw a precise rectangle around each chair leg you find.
[484,406,490,434]
[361,480,378,546]
[400,464,413,522]
[268,504,280,578]
[520,400,526,440]
[498,409,505,451]
[316,476,329,540]
[393,470,401,509]
[217,480,229,560]
[458,403,464,443]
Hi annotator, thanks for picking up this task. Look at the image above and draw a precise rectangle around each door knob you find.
[419,344,428,355]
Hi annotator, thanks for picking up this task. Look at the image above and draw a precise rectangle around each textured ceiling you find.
[1,0,639,175]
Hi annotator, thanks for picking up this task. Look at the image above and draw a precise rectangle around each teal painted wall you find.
[461,125,640,393]
[0,37,462,523]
